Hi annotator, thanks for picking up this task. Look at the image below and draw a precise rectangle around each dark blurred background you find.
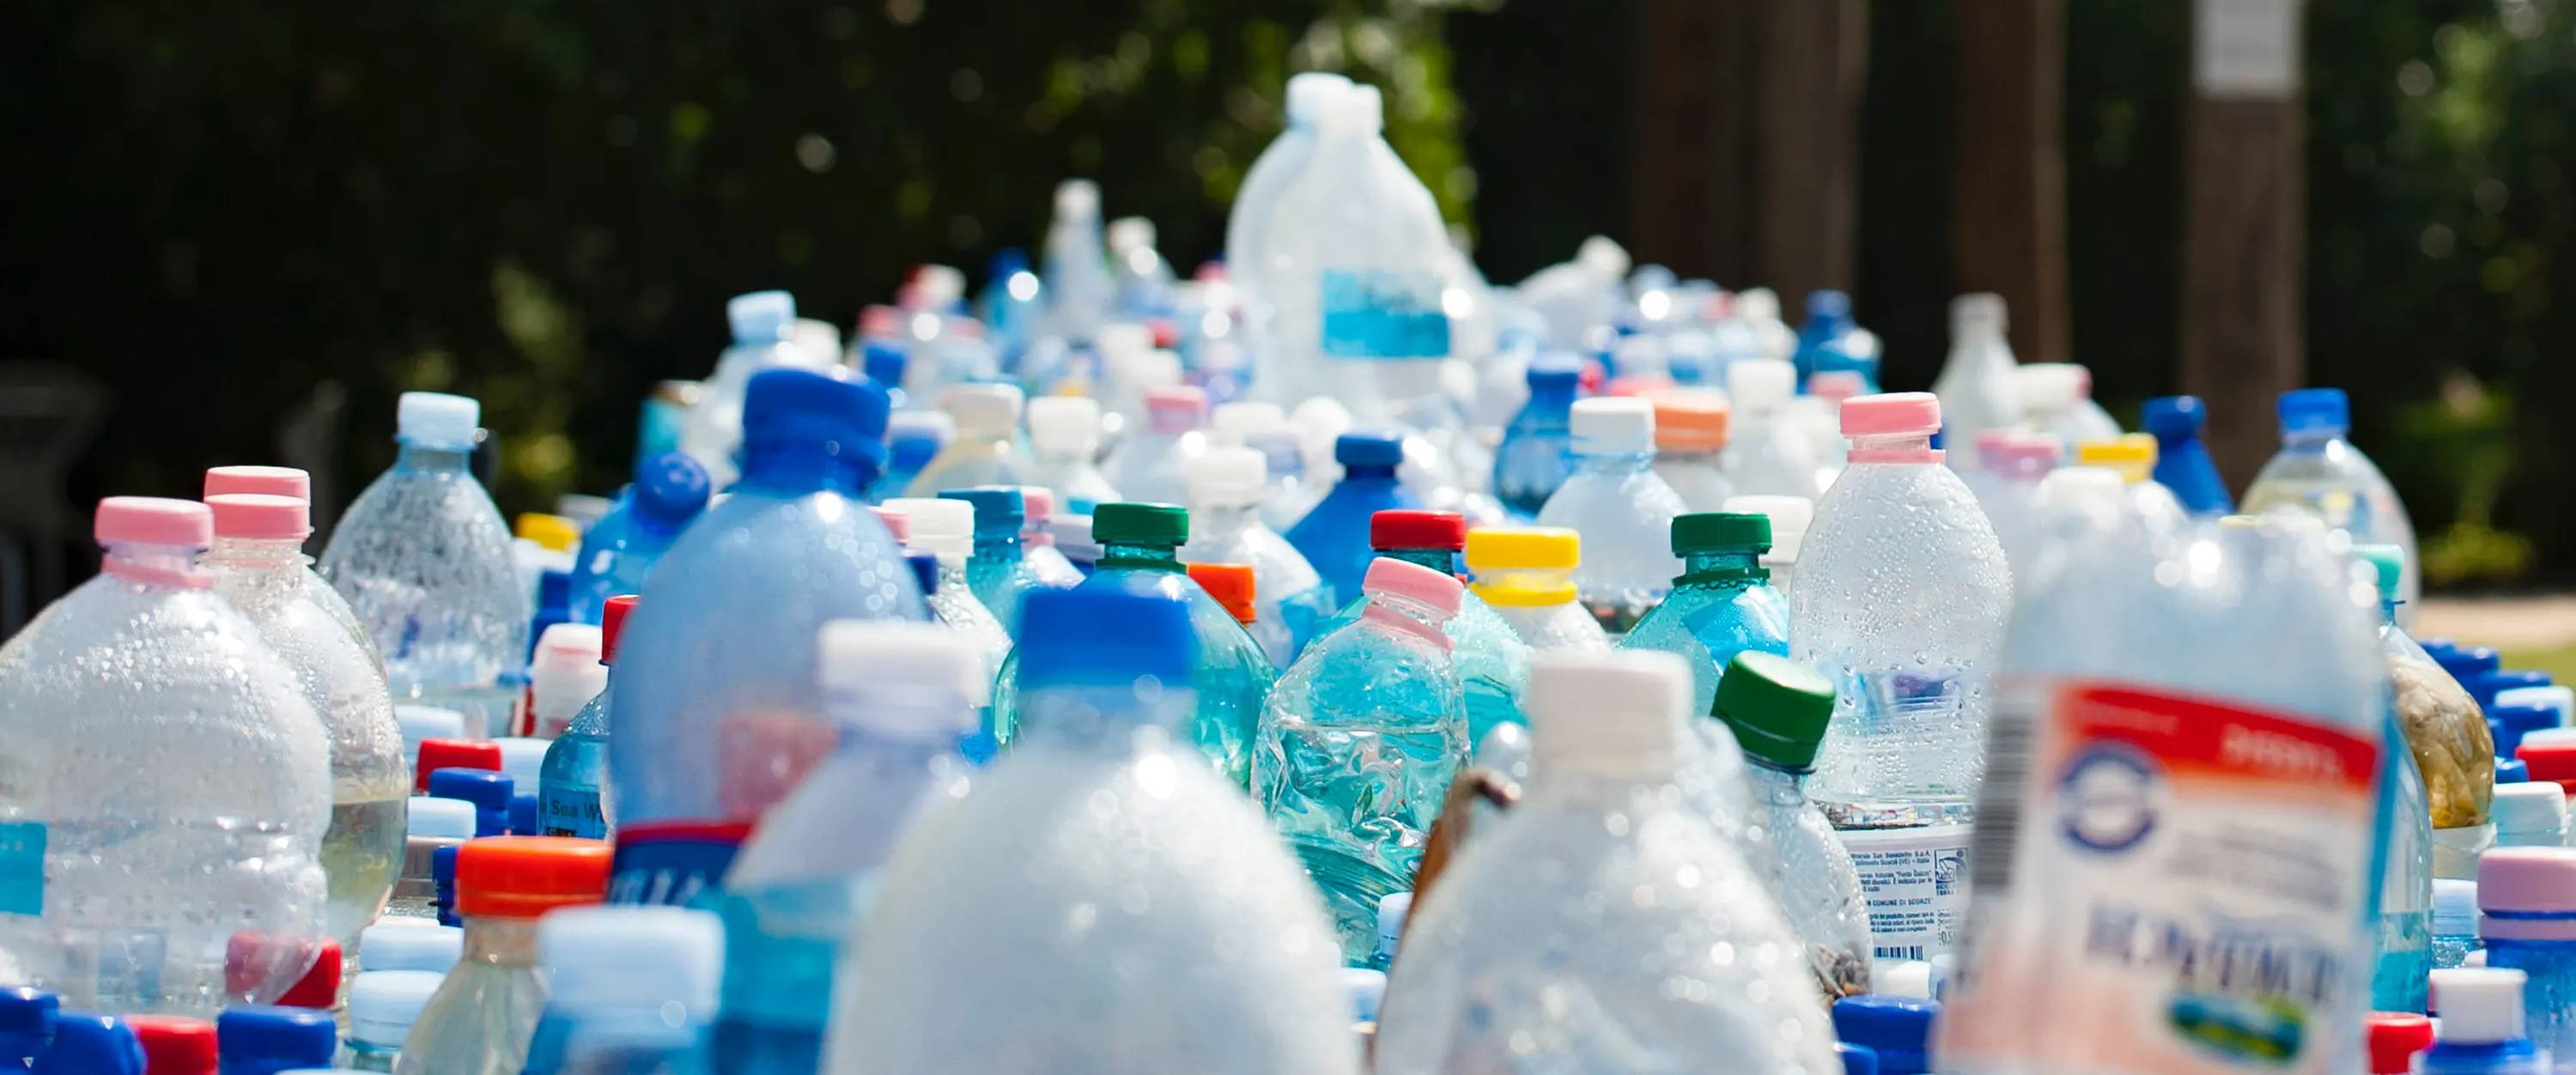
[4,0,2568,619]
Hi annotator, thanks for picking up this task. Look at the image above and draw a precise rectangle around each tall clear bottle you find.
[1711,652,1875,999]
[878,498,1012,685]
[826,586,1357,1075]
[1041,179,1113,344]
[1724,358,1826,500]
[567,452,709,624]
[396,837,610,1075]
[1226,71,1352,318]
[321,392,526,737]
[202,465,372,648]
[1534,397,1687,634]
[904,383,1035,496]
[1308,509,1528,744]
[520,907,721,1075]
[2355,544,2454,1015]
[2014,362,2123,450]
[1179,446,1335,661]
[1617,512,1791,714]
[1651,392,1735,511]
[2242,388,2420,613]
[1928,294,2021,464]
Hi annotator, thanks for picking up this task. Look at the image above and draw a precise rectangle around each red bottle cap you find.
[127,1015,217,1074]
[415,738,503,793]
[2366,1011,2433,1073]
[274,938,341,1009]
[599,594,639,665]
[455,836,611,918]
[2518,740,2576,796]
[1369,510,1467,553]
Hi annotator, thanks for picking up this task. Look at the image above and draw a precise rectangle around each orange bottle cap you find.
[1186,562,1258,625]
[454,835,611,918]
[1652,392,1730,451]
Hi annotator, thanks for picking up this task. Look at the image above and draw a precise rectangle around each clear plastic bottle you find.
[1929,294,2021,464]
[1617,512,1792,715]
[2417,968,2555,1074]
[902,383,1033,496]
[321,392,527,738]
[1227,71,1351,316]
[2140,396,2234,516]
[1188,562,1292,668]
[878,498,1011,682]
[2478,848,2576,1063]
[1041,179,1114,344]
[204,493,408,957]
[1725,358,1827,500]
[394,836,611,1075]
[1285,432,1419,607]
[1957,431,2060,568]
[538,597,629,841]
[2074,434,2189,531]
[1375,649,1842,1074]
[1536,397,1688,634]
[519,907,720,1075]
[1012,487,1087,588]
[386,798,471,922]
[1179,446,1335,661]
[1466,526,1609,653]
[606,369,925,904]
[826,586,1356,1075]
[714,623,977,1073]
[1234,410,1328,533]
[346,969,440,1071]
[1491,355,1581,519]
[1725,493,1816,597]
[1802,371,1865,489]
[566,452,709,624]
[1100,385,1210,507]
[215,1005,335,1075]
[2242,387,2420,612]
[1711,652,1875,999]
[1255,558,1467,961]
[1651,391,1735,511]
[2434,878,2485,969]
[202,465,374,650]
[1024,398,1121,508]
[867,410,950,504]
[1308,510,1528,744]
[2012,362,2122,451]
[0,497,331,1011]
[938,486,1060,635]
[1107,217,1176,318]
[2355,544,2436,1013]
[679,292,828,491]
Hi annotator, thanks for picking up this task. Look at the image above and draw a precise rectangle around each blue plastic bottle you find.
[1618,512,1793,715]
[1256,557,1468,961]
[1492,355,1581,519]
[978,247,1044,361]
[1285,432,1419,606]
[212,1006,333,1075]
[0,987,56,1067]
[2140,396,2233,515]
[32,1013,138,1074]
[568,452,710,624]
[520,907,720,1075]
[538,596,629,841]
[605,368,927,905]
[2478,847,2576,1063]
[939,485,1067,636]
[1793,289,1856,386]
[1309,509,1528,745]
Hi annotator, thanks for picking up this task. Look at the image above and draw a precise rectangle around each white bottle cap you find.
[1054,179,1099,218]
[530,623,607,720]
[396,392,480,451]
[359,921,463,974]
[538,906,725,1019]
[490,738,550,792]
[1285,71,1350,126]
[1340,967,1388,1023]
[2038,465,2127,507]
[1187,446,1268,508]
[1376,891,1413,956]
[2498,684,2574,728]
[1027,396,1103,454]
[882,497,972,561]
[2494,781,2568,836]
[1211,401,1288,446]
[1569,397,1654,455]
[887,409,955,446]
[1525,650,1690,778]
[1577,235,1631,280]
[406,797,475,841]
[941,382,1024,430]
[1727,359,1795,411]
[1735,287,1782,325]
[2429,967,2529,1044]
[2015,362,2091,410]
[1106,217,1156,255]
[2434,878,2482,938]
[1722,495,1814,563]
[726,290,796,343]
[392,706,466,762]
[1321,82,1383,135]
[793,319,843,364]
[1952,293,2007,333]
[1096,323,1153,363]
[1875,959,1934,999]
[817,619,986,726]
[2518,726,2576,752]
[347,969,445,1048]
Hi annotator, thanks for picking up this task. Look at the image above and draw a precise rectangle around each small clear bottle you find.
[1188,562,1291,665]
[1710,651,1874,999]
[1024,397,1121,508]
[1100,386,1211,506]
[1179,446,1336,660]
[344,970,440,1072]
[1307,509,1528,744]
[394,836,611,1075]
[519,908,721,1075]
[1465,526,1609,653]
[2242,387,2419,612]
[536,596,629,841]
[1011,487,1088,587]
[1722,358,1826,500]
[878,498,1012,686]
[939,486,1061,635]
[2435,878,2485,969]
[1722,493,1814,596]
[1535,397,1688,634]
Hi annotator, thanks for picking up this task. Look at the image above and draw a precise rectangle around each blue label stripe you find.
[0,822,45,915]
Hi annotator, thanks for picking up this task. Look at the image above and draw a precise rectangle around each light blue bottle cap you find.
[538,906,724,1018]
[490,738,549,790]
[1340,967,1387,1023]
[395,392,480,451]
[358,921,462,974]
[393,707,467,762]
[2435,878,2482,937]
[347,969,443,1048]
[1376,890,1413,957]
[406,796,475,841]
[727,290,797,344]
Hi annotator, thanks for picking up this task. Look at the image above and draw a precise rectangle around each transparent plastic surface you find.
[1535,452,1687,635]
[1491,601,1612,655]
[2243,436,2421,613]
[1617,553,1792,716]
[1181,505,1336,664]
[1655,448,1736,513]
[394,918,547,1074]
[321,445,528,738]
[1743,763,1875,999]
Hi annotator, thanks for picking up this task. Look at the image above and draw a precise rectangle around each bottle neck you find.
[204,537,308,607]
[1097,540,1183,573]
[395,440,475,474]
[1745,755,1813,800]
[2281,427,2344,450]
[1339,463,1400,484]
[1574,449,1656,473]
[829,715,969,770]
[101,540,210,589]
[971,531,1024,563]
[1674,549,1766,588]
[1528,383,1577,416]
[1191,502,1261,537]
[2380,598,2403,629]
[462,915,543,966]
[1846,433,1941,465]
[1531,765,1682,809]
[1379,547,1459,575]
[1360,596,1452,651]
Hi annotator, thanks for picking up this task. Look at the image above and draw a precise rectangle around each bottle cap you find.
[497,742,550,792]
[1713,652,1836,771]
[2477,846,2576,943]
[1185,563,1258,625]
[1026,396,1103,453]
[40,1014,141,1075]
[1186,446,1267,507]
[1838,1042,1880,1075]
[454,836,611,918]
[1951,292,2006,331]
[1722,495,1814,563]
[907,551,939,596]
[743,369,889,471]
[599,595,638,665]
[1973,430,2058,472]
[2493,781,2568,835]
[726,289,796,343]
[1671,512,1771,558]
[0,987,54,1042]
[1145,386,1210,434]
[2142,396,2207,437]
[358,921,462,974]
[2494,703,2561,759]
[412,738,501,793]
[1053,178,1098,217]
[347,970,443,1048]
[405,797,475,841]
[203,465,310,501]
[1370,510,1466,552]
[538,906,724,1018]
[2469,671,2554,711]
[514,513,579,552]
[1106,218,1155,256]
[273,938,340,1009]
[1650,392,1728,451]
[1525,650,1690,777]
[2497,755,2530,783]
[428,771,513,835]
[204,494,309,542]
[2442,645,2503,680]
[2365,1011,2433,1074]
[396,392,480,450]
[1363,557,1464,621]
[1284,70,1350,125]
[939,487,1025,538]
[630,452,712,529]
[125,1016,214,1075]
[2519,739,2576,788]
[1727,358,1795,410]
[1319,82,1384,135]
[872,506,911,544]
[215,1006,334,1069]
[1830,995,1938,1073]
[1806,288,1851,321]
[1091,502,1189,548]
[1464,526,1579,572]
[1376,891,1413,957]
[1334,431,1405,469]
[2278,387,2350,436]
[1526,353,1583,392]
[2073,434,2157,483]
[818,620,987,722]
[1211,401,1287,446]
[2014,364,2092,410]
[1015,586,1195,687]
[1570,397,1654,455]
[2350,544,2404,602]
[1840,392,1942,439]
[1097,322,1153,361]
[1017,486,1058,525]
[95,496,211,550]
[1809,371,1867,403]
[532,622,607,708]
[882,497,974,560]
[941,382,1024,430]
[2428,968,2529,1044]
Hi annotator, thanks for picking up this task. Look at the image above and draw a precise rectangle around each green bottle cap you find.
[1670,512,1772,557]
[1712,651,1835,771]
[1090,501,1189,548]
[2352,544,2403,603]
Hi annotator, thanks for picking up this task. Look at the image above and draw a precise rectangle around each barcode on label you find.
[1874,944,1927,961]
[1967,680,2039,900]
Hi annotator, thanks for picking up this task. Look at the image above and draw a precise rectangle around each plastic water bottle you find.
[1725,493,1816,596]
[1024,397,1121,507]
[202,492,407,955]
[2243,387,2421,613]
[1101,386,1210,506]
[869,410,950,504]
[321,392,526,737]
[1715,653,1875,999]
[567,452,708,624]
[1178,446,1334,661]
[213,1006,332,1075]
[2013,362,2122,449]
[2141,395,2234,515]
[1936,516,2385,1070]
[2073,434,2188,530]
[679,292,823,491]
[878,498,1011,677]
[1534,394,1689,635]
[525,623,602,742]
[1803,371,1866,487]
[904,383,1035,496]
[1724,358,1826,499]
[1255,558,1467,961]
[126,1014,216,1075]
[1010,487,1086,588]
[1929,294,2021,464]
[201,466,373,649]
[1308,510,1528,744]
[395,837,609,1074]
[2355,544,2435,1012]
[1617,512,1791,714]
[937,487,1054,635]
[345,970,440,1071]
[519,907,720,1075]
[2479,847,2576,1061]
[1285,432,1419,606]
[825,586,1356,1075]
[1957,431,2059,565]
[1491,355,1580,518]
[2435,878,2485,969]
[1041,179,1113,343]
[977,248,1044,361]
[2419,968,2555,1074]
[1375,650,1841,1074]
[34,1012,142,1074]
[1226,71,1351,312]
[1650,392,1735,511]
[1188,562,1288,663]
[606,369,925,905]
[1223,405,1328,532]
[0,497,331,1011]
[537,597,629,841]
[1465,526,1609,653]
[714,623,977,1072]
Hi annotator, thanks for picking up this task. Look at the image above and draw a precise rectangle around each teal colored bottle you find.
[939,485,1069,635]
[1616,512,1793,715]
[1308,509,1527,746]
[991,502,1277,785]
[538,595,631,840]
[1255,557,1468,963]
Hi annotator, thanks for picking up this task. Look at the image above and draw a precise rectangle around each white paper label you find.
[1838,822,1972,962]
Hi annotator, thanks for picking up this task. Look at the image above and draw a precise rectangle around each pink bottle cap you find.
[2478,847,2576,938]
[872,507,911,544]
[1145,386,1210,433]
[1017,486,1056,523]
[860,305,902,337]
[203,465,311,501]
[1362,557,1464,619]
[205,494,311,541]
[1839,392,1943,438]
[1808,371,1866,402]
[96,496,212,548]
[1977,430,2063,471]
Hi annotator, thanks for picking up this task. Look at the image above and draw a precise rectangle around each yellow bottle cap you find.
[515,512,580,552]
[1466,526,1581,606]
[2074,434,2157,484]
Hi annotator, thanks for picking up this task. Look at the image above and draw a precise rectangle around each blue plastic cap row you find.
[632,452,713,529]
[2439,645,2502,682]
[941,486,1026,535]
[1017,583,1194,686]
[2491,703,2560,758]
[2468,670,2553,712]
[1334,431,1405,469]
[427,770,514,837]
[1832,994,1938,1075]
[2141,395,2206,436]
[35,1013,138,1074]
[2277,387,2349,435]
[216,1005,336,1067]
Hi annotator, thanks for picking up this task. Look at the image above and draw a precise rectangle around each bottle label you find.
[1836,822,1971,962]
[538,786,606,840]
[0,821,43,915]
[1319,270,1450,360]
[607,820,752,908]
[1939,677,2381,1073]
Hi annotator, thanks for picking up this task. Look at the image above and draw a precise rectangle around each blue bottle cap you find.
[216,1005,336,1069]
[1831,994,1939,1075]
[2442,645,2503,681]
[358,921,463,974]
[862,341,908,391]
[510,793,539,836]
[2276,387,2349,436]
[2498,756,2530,784]
[742,368,890,473]
[427,770,514,837]
[907,550,939,597]
[34,1013,139,1075]
[2469,671,2554,712]
[432,843,461,925]
[1806,288,1851,321]
[536,570,571,612]
[987,246,1031,279]
[940,486,1026,537]
[2141,395,2206,437]
[1838,1042,1880,1075]
[1334,431,1405,469]
[2420,636,2463,664]
[0,987,57,1042]
[1016,584,1194,687]
[2491,703,2561,757]
[1525,353,1583,391]
[630,452,713,530]
[726,290,797,344]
